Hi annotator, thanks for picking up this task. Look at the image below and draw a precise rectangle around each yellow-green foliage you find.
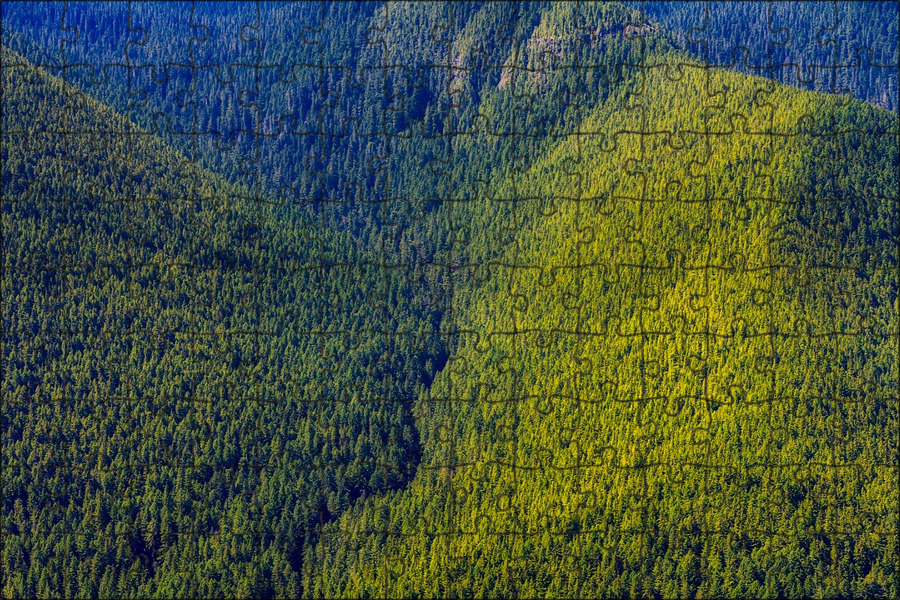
[309,45,898,600]
[1,1,897,597]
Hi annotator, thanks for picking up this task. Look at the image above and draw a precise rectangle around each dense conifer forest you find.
[1,2,898,598]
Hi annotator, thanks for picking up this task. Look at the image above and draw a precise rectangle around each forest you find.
[1,2,898,598]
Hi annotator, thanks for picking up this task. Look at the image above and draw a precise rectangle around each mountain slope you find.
[307,32,899,600]
[630,1,899,111]
[1,2,898,599]
[1,45,445,598]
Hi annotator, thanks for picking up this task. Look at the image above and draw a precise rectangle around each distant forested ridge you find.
[1,2,898,599]
[629,1,899,111]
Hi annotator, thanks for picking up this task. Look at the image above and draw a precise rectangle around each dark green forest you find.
[1,2,898,598]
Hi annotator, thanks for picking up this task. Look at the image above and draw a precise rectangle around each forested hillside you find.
[1,44,448,598]
[2,2,898,599]
[310,46,899,599]
[629,1,899,111]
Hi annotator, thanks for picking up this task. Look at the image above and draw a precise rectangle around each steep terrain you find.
[2,2,898,598]
[1,45,445,598]
[309,42,899,597]
[631,0,899,111]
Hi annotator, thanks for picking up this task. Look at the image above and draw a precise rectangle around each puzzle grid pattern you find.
[1,1,898,595]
